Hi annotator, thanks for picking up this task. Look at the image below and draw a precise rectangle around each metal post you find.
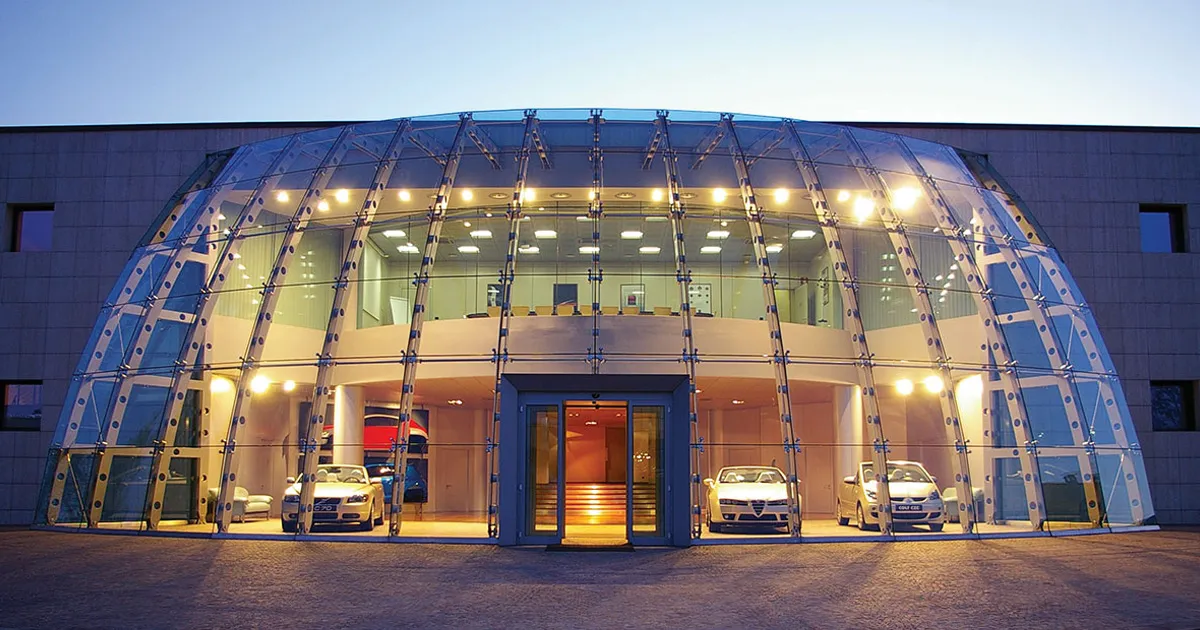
[722,114,803,538]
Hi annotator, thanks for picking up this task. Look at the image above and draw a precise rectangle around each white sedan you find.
[281,464,385,532]
[704,466,797,533]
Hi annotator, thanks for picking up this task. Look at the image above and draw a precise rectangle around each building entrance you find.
[521,396,667,546]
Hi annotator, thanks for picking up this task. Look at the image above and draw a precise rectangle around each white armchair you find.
[208,486,274,522]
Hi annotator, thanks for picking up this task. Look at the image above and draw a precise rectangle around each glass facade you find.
[36,109,1155,543]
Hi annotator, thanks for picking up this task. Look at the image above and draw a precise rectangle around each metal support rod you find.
[655,111,705,539]
[388,115,471,536]
[587,110,604,374]
[294,120,412,535]
[838,128,976,534]
[218,128,355,533]
[783,120,895,535]
[722,114,802,538]
[485,110,538,539]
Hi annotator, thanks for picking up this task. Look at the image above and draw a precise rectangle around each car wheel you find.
[929,522,945,532]
[282,520,297,533]
[360,502,375,532]
[836,501,850,526]
[856,503,868,531]
[374,503,385,526]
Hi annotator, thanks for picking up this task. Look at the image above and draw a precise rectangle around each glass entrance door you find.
[520,395,669,545]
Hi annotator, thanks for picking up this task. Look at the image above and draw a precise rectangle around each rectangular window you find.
[1150,380,1195,431]
[1,381,43,431]
[1139,204,1186,253]
[6,204,54,252]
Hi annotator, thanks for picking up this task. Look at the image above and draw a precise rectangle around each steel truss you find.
[387,115,472,536]
[485,110,541,539]
[782,120,896,534]
[722,114,802,537]
[294,121,413,534]
[653,112,705,539]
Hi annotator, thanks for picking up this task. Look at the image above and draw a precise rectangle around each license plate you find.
[895,504,922,512]
[313,503,337,512]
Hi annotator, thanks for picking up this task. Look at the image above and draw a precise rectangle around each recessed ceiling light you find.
[488,192,508,200]
[335,189,350,204]
[534,230,557,239]
[585,420,597,426]
[461,189,474,201]
[731,399,745,405]
[853,196,875,222]
[317,200,330,212]
[639,246,661,254]
[458,245,480,253]
[621,230,643,239]
[791,229,817,239]
[522,189,536,202]
[282,380,296,392]
[773,188,789,203]
[923,375,944,394]
[550,192,571,200]
[579,246,600,254]
[651,189,664,202]
[518,245,540,254]
[836,190,851,202]
[383,229,406,238]
[576,216,592,222]
[447,399,463,405]
[766,244,783,253]
[250,375,271,394]
[470,230,492,238]
[275,191,289,203]
[463,221,471,227]
[700,246,722,253]
[896,379,914,396]
[706,230,730,239]
[397,244,419,253]
[712,188,728,203]
[645,216,669,222]
[679,192,696,199]
[615,192,635,199]
[892,186,921,210]
[398,190,412,202]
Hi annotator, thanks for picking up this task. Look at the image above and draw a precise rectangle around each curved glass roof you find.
[37,109,1153,541]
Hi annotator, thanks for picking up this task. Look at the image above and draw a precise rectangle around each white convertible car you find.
[836,460,945,532]
[704,466,797,533]
[281,464,385,532]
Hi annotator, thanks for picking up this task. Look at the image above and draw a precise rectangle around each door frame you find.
[498,374,690,547]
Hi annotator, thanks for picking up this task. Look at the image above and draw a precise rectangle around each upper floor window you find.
[1139,204,1186,253]
[6,204,54,252]
[1,381,42,431]
[1151,380,1195,431]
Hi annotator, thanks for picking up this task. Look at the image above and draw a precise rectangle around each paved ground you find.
[1,528,1199,629]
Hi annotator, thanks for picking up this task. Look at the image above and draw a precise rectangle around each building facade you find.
[0,110,1196,544]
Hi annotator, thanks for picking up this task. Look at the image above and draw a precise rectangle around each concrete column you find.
[835,385,863,480]
[333,385,364,466]
[204,377,236,522]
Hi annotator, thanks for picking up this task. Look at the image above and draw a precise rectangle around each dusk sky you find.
[1,0,1197,127]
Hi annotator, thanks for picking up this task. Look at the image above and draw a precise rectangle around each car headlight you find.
[283,495,300,503]
[719,499,737,505]
[347,493,369,504]
[929,490,940,500]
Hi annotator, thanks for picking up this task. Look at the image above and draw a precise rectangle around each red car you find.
[323,410,429,452]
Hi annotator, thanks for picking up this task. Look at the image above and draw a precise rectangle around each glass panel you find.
[563,402,627,541]
[527,404,559,535]
[101,455,152,523]
[631,405,664,535]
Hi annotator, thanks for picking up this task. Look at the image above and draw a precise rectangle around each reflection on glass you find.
[632,406,664,535]
[527,405,559,534]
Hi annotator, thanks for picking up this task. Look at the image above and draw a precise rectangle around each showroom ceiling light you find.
[335,189,350,204]
[458,245,480,253]
[579,246,600,254]
[923,375,944,394]
[773,188,789,204]
[398,190,412,202]
[836,190,851,202]
[621,230,643,239]
[534,230,557,239]
[731,399,745,405]
[210,377,233,394]
[700,246,722,253]
[651,189,664,202]
[448,399,463,405]
[250,375,271,394]
[576,216,591,222]
[383,230,406,238]
[791,229,817,239]
[766,244,784,253]
[853,196,875,222]
[317,200,330,212]
[518,245,540,254]
[397,243,419,253]
[461,189,474,201]
[470,230,492,238]
[706,230,730,239]
[521,189,536,202]
[639,246,661,254]
[275,191,289,203]
[282,380,296,392]
[892,186,921,211]
[896,379,914,396]
[712,188,728,203]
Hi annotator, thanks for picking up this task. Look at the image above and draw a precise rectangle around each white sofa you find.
[207,486,273,522]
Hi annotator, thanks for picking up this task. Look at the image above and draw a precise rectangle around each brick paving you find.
[0,528,1198,629]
